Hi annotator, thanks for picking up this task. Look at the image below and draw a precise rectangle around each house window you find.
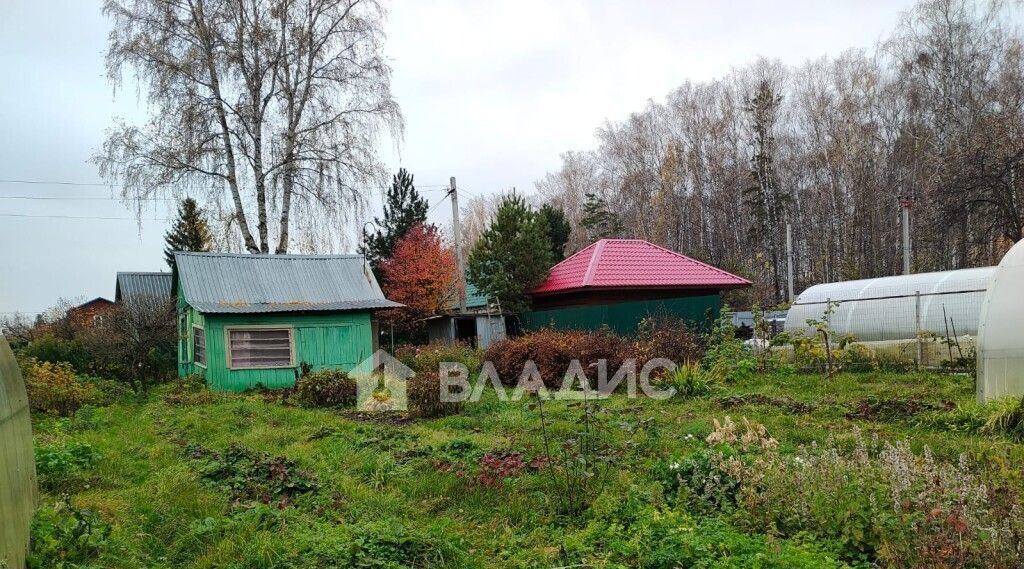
[193,326,206,367]
[227,327,293,369]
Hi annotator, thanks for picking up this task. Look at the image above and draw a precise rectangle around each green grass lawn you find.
[29,370,1024,568]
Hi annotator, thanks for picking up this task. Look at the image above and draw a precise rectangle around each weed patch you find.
[185,443,318,509]
[846,397,955,421]
[35,441,103,493]
[716,393,817,414]
[28,499,112,569]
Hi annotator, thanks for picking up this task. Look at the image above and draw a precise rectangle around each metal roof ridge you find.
[581,239,607,287]
[173,251,365,260]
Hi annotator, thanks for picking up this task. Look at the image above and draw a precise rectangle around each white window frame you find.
[192,325,207,368]
[224,325,295,370]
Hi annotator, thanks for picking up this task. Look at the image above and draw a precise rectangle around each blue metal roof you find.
[115,272,173,302]
[464,282,491,309]
[173,252,402,314]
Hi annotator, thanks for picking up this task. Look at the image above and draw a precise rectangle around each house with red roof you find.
[522,239,750,334]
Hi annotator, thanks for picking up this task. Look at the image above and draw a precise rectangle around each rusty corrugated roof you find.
[173,252,402,314]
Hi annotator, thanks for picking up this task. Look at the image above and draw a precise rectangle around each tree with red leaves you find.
[379,224,461,332]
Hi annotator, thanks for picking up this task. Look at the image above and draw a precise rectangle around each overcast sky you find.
[0,0,920,316]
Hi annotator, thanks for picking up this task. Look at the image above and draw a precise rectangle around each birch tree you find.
[535,0,1024,306]
[96,0,402,253]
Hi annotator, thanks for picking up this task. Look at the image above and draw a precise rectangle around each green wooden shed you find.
[174,252,401,391]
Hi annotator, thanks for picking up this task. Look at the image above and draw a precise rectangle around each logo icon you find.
[350,350,415,412]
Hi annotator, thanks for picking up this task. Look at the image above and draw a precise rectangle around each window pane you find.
[194,327,206,366]
[229,329,291,368]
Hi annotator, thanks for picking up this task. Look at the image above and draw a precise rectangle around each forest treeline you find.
[533,0,1024,306]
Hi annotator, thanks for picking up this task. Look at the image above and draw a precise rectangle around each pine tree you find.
[467,195,553,314]
[580,193,623,242]
[164,198,212,271]
[359,168,429,276]
[537,204,571,262]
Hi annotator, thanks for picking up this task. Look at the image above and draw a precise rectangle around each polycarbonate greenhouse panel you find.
[977,240,1024,402]
[784,267,995,342]
[0,336,36,569]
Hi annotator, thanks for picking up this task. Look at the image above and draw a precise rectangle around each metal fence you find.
[783,277,990,368]
[0,335,36,568]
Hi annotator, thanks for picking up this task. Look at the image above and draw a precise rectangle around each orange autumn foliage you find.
[379,224,461,330]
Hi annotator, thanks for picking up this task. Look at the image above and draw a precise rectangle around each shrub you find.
[22,358,99,416]
[28,500,112,569]
[82,376,135,406]
[293,369,356,409]
[35,441,103,493]
[75,298,177,389]
[19,334,91,372]
[407,371,463,418]
[841,342,878,371]
[702,312,756,382]
[484,329,630,388]
[633,316,704,364]
[397,341,483,377]
[530,396,617,517]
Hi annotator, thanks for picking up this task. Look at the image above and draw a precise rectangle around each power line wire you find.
[0,195,174,201]
[0,178,454,191]
[0,178,114,187]
[425,192,450,217]
[0,213,168,221]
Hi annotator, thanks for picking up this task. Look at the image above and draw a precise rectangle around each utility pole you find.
[450,176,466,313]
[900,197,913,275]
[785,222,794,302]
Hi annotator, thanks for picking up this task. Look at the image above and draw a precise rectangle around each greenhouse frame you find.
[784,267,995,343]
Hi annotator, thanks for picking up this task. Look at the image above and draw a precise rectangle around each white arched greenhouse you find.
[784,267,995,343]
[977,239,1024,402]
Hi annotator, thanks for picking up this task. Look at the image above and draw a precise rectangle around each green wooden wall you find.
[520,294,720,336]
[177,291,374,391]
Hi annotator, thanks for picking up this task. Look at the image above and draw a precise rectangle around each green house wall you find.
[520,294,720,336]
[177,289,374,391]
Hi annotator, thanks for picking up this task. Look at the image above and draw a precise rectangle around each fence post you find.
[915,290,923,369]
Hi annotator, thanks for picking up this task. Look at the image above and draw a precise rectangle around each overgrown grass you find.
[28,370,1024,568]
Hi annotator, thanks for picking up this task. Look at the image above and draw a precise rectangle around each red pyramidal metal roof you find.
[530,239,751,295]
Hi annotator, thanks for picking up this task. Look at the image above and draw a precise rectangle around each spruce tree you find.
[537,204,571,263]
[164,198,212,271]
[359,168,429,276]
[744,80,790,305]
[467,195,553,314]
[580,192,623,242]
